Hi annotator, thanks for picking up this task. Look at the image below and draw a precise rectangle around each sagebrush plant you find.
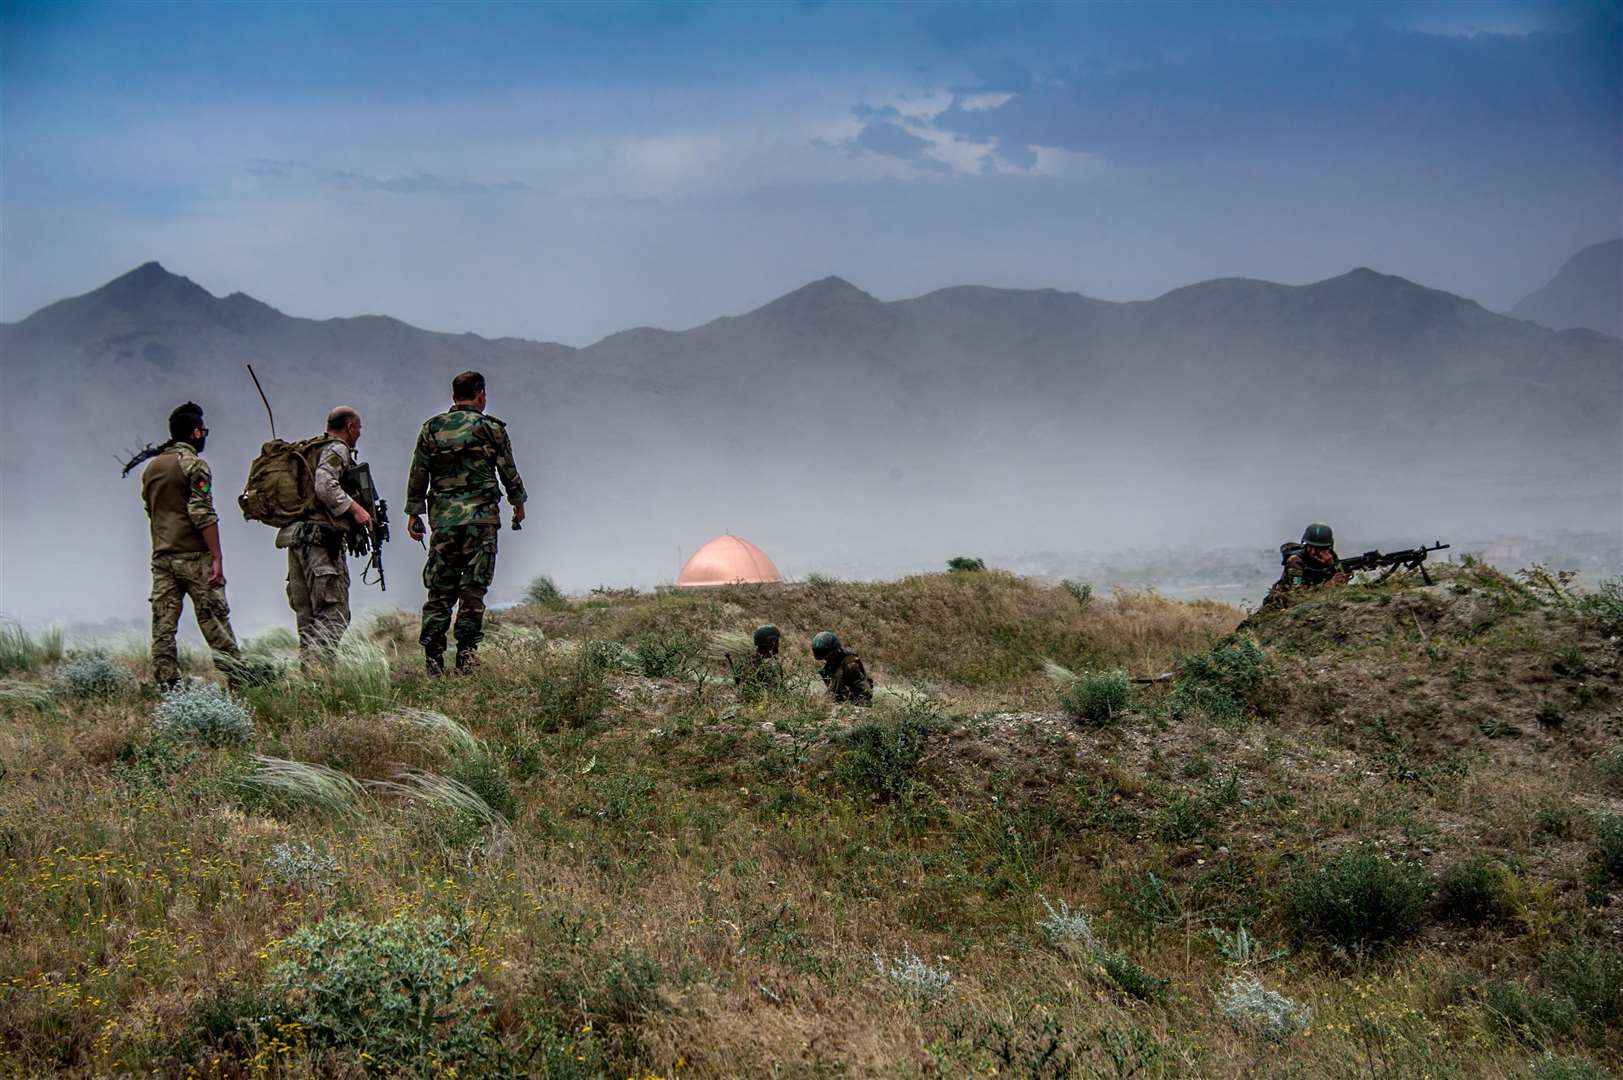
[1042,661,1131,725]
[1038,895,1097,954]
[52,651,135,698]
[1284,848,1431,952]
[872,947,952,1002]
[151,682,253,746]
[264,840,339,889]
[0,620,63,675]
[1219,975,1310,1041]
[523,574,568,610]
[1167,637,1272,724]
[1577,576,1623,634]
[267,914,494,1075]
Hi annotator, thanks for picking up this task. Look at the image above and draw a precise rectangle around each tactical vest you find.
[142,449,208,556]
[1282,542,1340,586]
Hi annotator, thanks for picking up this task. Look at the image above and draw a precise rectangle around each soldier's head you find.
[753,624,780,657]
[452,370,487,411]
[811,631,841,662]
[168,402,207,451]
[327,406,362,448]
[1301,522,1336,562]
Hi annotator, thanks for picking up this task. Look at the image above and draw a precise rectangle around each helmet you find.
[811,631,840,661]
[1301,522,1335,549]
[752,624,780,653]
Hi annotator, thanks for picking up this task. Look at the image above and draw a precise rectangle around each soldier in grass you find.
[811,630,873,705]
[136,402,244,689]
[1259,521,1347,612]
[734,624,784,696]
[405,371,527,677]
[277,406,372,667]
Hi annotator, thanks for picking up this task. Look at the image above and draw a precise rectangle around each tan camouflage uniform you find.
[276,439,353,664]
[140,442,242,686]
[820,651,873,705]
[405,405,526,663]
[1258,544,1347,612]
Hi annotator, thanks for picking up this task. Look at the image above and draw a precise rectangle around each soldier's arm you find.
[183,456,221,533]
[314,446,353,518]
[491,423,527,506]
[404,426,431,517]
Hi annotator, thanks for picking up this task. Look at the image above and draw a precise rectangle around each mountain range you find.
[2,249,1618,631]
[1512,238,1622,338]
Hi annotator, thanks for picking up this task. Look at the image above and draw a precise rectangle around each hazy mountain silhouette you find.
[1512,239,1623,338]
[2,261,1617,630]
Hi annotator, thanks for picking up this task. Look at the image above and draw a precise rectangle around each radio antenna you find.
[246,363,276,439]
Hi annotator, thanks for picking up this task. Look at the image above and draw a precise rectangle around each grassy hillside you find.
[0,568,1619,1078]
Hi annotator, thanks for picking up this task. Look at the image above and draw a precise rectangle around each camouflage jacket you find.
[820,651,873,705]
[141,442,218,556]
[1277,543,1345,590]
[404,406,526,530]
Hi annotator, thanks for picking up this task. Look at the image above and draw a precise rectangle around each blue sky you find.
[2,0,1618,344]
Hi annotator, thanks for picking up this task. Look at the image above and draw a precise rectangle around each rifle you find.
[341,460,391,591]
[1340,542,1451,586]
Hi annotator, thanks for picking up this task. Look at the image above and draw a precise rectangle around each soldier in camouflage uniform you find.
[139,402,243,689]
[1259,522,1347,612]
[405,371,527,676]
[811,630,873,705]
[277,406,373,667]
[734,624,783,696]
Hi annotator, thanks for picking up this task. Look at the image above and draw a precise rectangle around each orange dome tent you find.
[677,534,784,588]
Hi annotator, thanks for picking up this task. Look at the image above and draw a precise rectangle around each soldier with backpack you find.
[134,402,244,689]
[272,407,373,666]
[405,371,527,677]
[1258,522,1347,612]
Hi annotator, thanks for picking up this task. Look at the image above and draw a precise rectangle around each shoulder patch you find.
[194,475,211,495]
[483,414,507,429]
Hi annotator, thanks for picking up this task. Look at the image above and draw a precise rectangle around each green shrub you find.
[151,683,253,746]
[449,748,517,822]
[947,556,986,572]
[0,620,62,675]
[1093,947,1167,1002]
[629,633,699,678]
[267,914,494,1075]
[524,574,568,610]
[1578,576,1623,634]
[1588,813,1623,888]
[1589,746,1623,795]
[1168,638,1273,724]
[53,651,135,698]
[1531,1055,1608,1080]
[1060,579,1094,607]
[1284,848,1430,952]
[1480,978,1577,1044]
[836,712,935,802]
[532,643,615,730]
[1436,857,1517,925]
[1542,941,1622,1038]
[1058,670,1131,726]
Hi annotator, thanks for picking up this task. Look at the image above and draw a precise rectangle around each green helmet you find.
[1301,522,1335,549]
[811,631,840,661]
[753,624,780,653]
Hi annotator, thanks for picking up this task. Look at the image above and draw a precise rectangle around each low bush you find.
[1167,637,1274,724]
[629,632,699,678]
[873,947,953,1002]
[53,651,135,698]
[267,914,494,1075]
[1531,1056,1609,1080]
[1589,746,1623,795]
[151,683,253,746]
[1093,947,1167,1002]
[1219,975,1310,1041]
[1284,848,1430,952]
[1588,813,1623,888]
[947,556,986,572]
[836,711,935,802]
[524,574,568,610]
[531,643,615,730]
[264,840,339,889]
[1541,941,1622,1040]
[1437,856,1517,925]
[449,748,517,823]
[1060,579,1094,606]
[1578,576,1623,635]
[1061,670,1131,725]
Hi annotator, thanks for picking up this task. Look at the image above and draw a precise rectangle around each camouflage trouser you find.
[150,551,242,685]
[287,542,351,665]
[419,524,498,656]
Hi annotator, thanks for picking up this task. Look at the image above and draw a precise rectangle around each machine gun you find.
[1340,542,1450,586]
[341,461,391,591]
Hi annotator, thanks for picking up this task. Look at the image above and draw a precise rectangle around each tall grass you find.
[0,620,63,675]
[242,755,369,818]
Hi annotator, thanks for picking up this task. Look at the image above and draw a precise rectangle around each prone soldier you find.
[734,623,783,696]
[276,406,373,666]
[1259,522,1347,612]
[405,371,527,676]
[811,630,873,705]
[138,402,244,689]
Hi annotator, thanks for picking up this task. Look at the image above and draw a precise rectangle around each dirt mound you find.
[1246,563,1621,755]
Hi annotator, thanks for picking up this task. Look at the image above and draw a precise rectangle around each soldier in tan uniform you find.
[277,407,373,666]
[139,402,243,689]
[811,631,873,705]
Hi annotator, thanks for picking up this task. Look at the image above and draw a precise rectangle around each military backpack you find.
[238,436,330,527]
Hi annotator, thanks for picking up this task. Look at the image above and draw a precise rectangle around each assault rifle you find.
[1340,542,1450,586]
[341,461,391,591]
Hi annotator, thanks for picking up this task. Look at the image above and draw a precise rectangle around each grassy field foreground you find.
[0,566,1620,1078]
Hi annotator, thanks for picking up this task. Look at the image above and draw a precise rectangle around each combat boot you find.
[455,647,480,675]
[425,650,446,679]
